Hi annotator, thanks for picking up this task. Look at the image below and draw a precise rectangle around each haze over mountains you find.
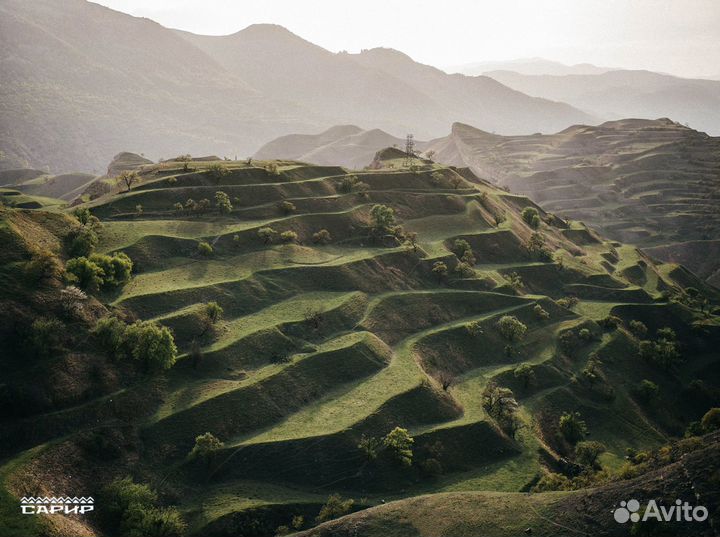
[0,0,596,174]
[487,69,720,136]
[448,58,613,77]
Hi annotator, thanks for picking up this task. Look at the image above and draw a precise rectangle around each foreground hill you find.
[486,69,720,136]
[424,119,720,284]
[299,431,720,536]
[1,154,718,536]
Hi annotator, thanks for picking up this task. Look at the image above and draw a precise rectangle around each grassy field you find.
[2,157,718,537]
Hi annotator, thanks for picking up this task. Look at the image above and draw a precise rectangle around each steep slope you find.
[0,0,311,173]
[177,27,597,139]
[350,48,598,135]
[298,432,720,537]
[487,69,720,135]
[254,125,408,168]
[424,119,720,284]
[1,153,718,537]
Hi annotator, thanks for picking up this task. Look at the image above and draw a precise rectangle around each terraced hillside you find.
[1,156,719,537]
[425,118,720,285]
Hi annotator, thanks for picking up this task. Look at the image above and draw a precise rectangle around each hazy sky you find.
[94,0,720,78]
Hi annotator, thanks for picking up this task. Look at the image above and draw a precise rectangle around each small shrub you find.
[454,261,474,278]
[277,200,296,214]
[575,440,606,468]
[482,384,520,437]
[533,304,550,320]
[312,229,332,244]
[634,379,659,402]
[431,261,448,282]
[188,432,224,461]
[317,494,354,523]
[556,296,578,309]
[215,191,233,214]
[258,227,277,244]
[629,320,648,338]
[701,408,720,433]
[207,163,229,180]
[465,320,483,337]
[197,241,213,256]
[559,411,588,444]
[383,427,414,467]
[521,207,540,228]
[28,318,64,358]
[280,230,298,243]
[514,363,535,389]
[496,315,527,342]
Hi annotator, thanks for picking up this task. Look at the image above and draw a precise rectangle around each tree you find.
[93,316,128,358]
[258,227,277,244]
[177,154,192,172]
[197,198,211,214]
[559,411,587,444]
[115,170,139,192]
[185,198,197,214]
[358,436,383,460]
[404,231,419,253]
[102,477,186,537]
[437,370,455,391]
[527,232,551,260]
[25,249,63,283]
[533,304,550,320]
[482,384,520,437]
[514,363,535,389]
[634,379,659,402]
[124,321,178,370]
[188,432,223,461]
[521,207,540,228]
[173,202,183,215]
[452,238,472,258]
[455,260,474,278]
[312,229,332,244]
[574,440,606,468]
[197,241,213,256]
[629,320,648,338]
[431,261,448,282]
[317,494,354,523]
[450,175,463,189]
[280,230,298,243]
[215,191,233,214]
[277,200,296,214]
[29,318,64,358]
[85,252,132,288]
[370,204,396,230]
[496,315,527,342]
[65,256,105,292]
[701,408,720,433]
[207,163,229,180]
[203,302,223,325]
[67,226,99,257]
[383,427,414,467]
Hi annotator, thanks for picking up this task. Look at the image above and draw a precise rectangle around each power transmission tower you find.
[404,134,415,168]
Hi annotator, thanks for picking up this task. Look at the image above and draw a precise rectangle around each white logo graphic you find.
[613,498,708,524]
[20,496,94,515]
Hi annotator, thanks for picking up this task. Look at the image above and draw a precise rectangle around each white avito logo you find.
[613,498,708,524]
[20,496,94,515]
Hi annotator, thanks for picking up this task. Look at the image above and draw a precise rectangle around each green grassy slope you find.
[1,156,718,537]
